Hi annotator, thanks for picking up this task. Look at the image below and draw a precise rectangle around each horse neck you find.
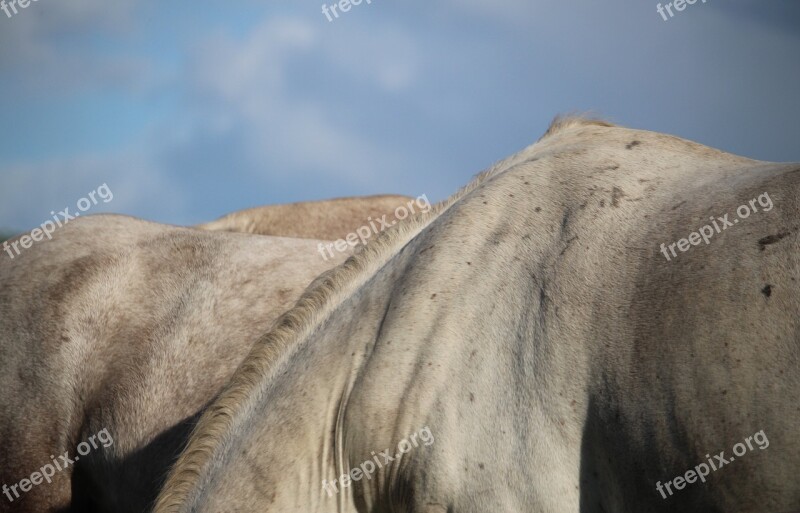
[181,245,413,512]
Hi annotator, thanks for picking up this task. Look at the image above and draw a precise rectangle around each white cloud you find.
[320,24,420,93]
[185,16,421,188]
[0,11,427,228]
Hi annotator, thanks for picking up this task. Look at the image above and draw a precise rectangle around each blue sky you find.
[1,0,798,232]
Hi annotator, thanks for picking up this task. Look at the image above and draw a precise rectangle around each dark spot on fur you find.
[430,293,437,299]
[600,200,605,207]
[762,284,772,298]
[539,287,549,312]
[758,232,790,251]
[277,288,293,303]
[478,463,485,469]
[626,140,641,150]
[469,393,475,402]
[611,187,625,207]
[560,236,578,256]
[671,200,686,211]
[535,207,541,212]
[561,210,572,232]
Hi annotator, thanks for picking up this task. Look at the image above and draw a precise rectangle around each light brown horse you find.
[196,195,415,240]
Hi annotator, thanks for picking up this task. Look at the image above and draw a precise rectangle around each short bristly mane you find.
[154,115,614,511]
[539,114,615,141]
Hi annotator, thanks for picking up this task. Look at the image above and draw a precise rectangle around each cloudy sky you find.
[1,0,798,232]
